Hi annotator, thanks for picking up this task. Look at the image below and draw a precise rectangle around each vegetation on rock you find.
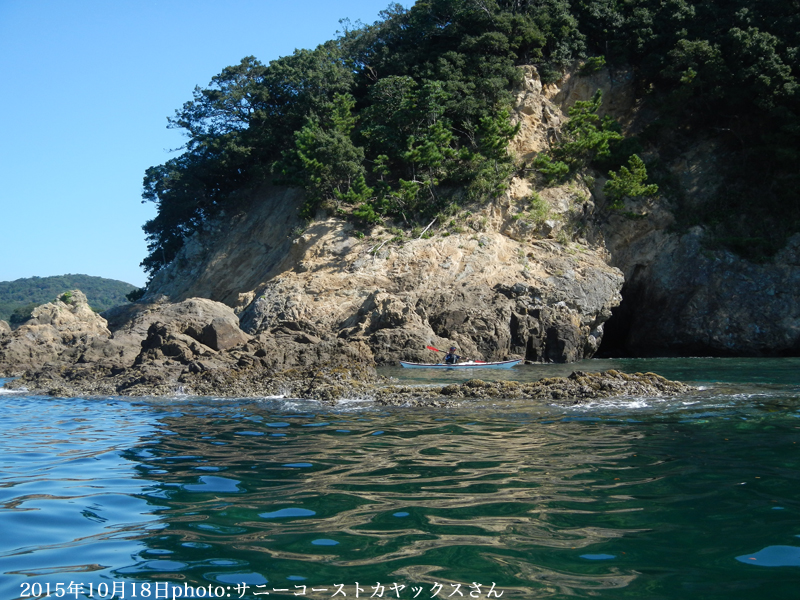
[0,275,136,325]
[141,0,799,276]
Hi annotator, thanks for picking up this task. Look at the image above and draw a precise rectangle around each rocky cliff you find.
[600,206,800,357]
[142,197,622,366]
[136,65,630,367]
[511,63,800,358]
[3,62,795,397]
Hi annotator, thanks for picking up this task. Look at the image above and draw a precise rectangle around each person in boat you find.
[444,346,462,365]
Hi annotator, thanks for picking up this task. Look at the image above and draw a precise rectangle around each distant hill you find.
[0,275,137,323]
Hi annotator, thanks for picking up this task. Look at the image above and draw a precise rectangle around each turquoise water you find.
[2,358,800,599]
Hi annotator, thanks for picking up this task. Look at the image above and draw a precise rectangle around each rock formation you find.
[601,214,800,356]
[593,125,800,357]
[0,291,112,376]
[138,66,630,368]
[6,61,795,400]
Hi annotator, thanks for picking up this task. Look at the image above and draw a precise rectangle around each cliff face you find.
[514,64,800,358]
[139,63,800,362]
[145,199,622,365]
[600,205,800,357]
[141,67,628,365]
[593,108,800,357]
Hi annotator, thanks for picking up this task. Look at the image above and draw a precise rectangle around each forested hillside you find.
[0,275,136,325]
[141,0,799,278]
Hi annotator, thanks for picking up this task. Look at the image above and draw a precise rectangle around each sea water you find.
[1,358,800,599]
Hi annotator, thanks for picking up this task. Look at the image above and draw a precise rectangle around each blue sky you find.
[0,0,408,287]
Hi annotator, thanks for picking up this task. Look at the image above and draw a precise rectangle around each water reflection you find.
[121,402,647,594]
[3,366,800,599]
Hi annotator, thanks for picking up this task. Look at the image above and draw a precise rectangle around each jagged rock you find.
[0,320,10,336]
[200,317,252,351]
[602,204,800,356]
[0,290,112,376]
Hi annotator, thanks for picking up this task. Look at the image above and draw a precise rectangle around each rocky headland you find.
[3,63,796,401]
[0,290,690,404]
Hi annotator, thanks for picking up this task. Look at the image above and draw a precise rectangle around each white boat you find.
[399,359,521,370]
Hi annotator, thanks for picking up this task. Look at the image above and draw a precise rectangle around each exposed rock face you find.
[507,65,800,359]
[510,64,636,162]
[0,321,10,336]
[129,65,625,368]
[234,226,622,365]
[592,115,800,356]
[144,214,623,367]
[145,187,305,308]
[602,216,800,356]
[0,291,112,376]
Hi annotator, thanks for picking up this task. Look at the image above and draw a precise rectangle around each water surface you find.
[2,358,800,599]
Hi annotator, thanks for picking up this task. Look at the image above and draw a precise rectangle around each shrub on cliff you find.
[140,0,800,273]
[603,154,659,208]
[139,0,587,276]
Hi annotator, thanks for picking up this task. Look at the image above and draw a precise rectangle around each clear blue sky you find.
[0,0,409,288]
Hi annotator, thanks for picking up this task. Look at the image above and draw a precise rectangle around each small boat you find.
[399,359,521,370]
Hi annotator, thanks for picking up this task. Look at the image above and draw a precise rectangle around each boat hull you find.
[399,359,521,370]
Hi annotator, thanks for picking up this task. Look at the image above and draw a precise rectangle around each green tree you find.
[603,154,658,208]
[534,89,623,183]
[286,93,366,218]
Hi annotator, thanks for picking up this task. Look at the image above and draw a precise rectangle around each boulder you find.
[200,317,251,351]
[0,290,112,376]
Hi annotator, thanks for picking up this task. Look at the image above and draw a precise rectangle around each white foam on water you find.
[0,386,26,394]
[564,396,657,412]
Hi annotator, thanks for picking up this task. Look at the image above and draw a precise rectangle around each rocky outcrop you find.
[7,361,691,405]
[144,187,306,308]
[601,217,800,356]
[135,200,623,368]
[0,291,112,376]
[234,226,622,365]
[4,293,379,398]
[128,65,626,368]
[0,320,10,336]
[399,369,692,404]
[12,60,791,392]
[595,129,800,357]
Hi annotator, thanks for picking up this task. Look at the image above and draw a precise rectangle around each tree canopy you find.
[140,0,799,275]
[0,275,136,324]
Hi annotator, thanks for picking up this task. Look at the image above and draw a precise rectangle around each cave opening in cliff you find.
[596,293,635,358]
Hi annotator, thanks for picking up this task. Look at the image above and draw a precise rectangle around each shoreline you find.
[3,366,693,407]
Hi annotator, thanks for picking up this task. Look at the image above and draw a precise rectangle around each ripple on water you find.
[4,366,800,599]
[311,539,339,546]
[260,508,316,519]
[736,546,800,567]
[214,572,268,585]
[183,476,242,493]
